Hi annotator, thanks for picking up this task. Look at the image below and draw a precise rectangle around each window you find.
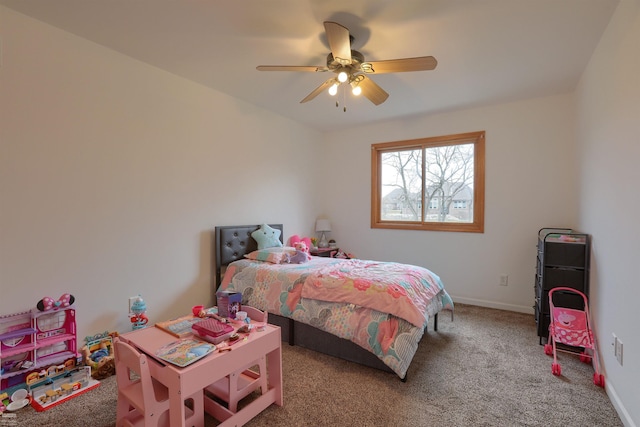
[371,131,485,233]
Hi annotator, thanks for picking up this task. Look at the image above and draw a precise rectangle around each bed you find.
[214,224,454,380]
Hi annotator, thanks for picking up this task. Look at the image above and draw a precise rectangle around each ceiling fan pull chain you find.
[343,84,347,112]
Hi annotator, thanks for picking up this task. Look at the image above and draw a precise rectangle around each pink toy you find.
[293,241,311,261]
[544,287,604,387]
[287,244,310,264]
[289,235,312,252]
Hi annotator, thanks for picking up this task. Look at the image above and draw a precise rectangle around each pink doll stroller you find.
[544,287,605,387]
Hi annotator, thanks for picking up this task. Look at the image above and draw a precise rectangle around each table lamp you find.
[315,219,331,248]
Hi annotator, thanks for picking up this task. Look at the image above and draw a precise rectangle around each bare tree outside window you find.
[424,143,474,222]
[380,148,422,220]
[371,131,485,233]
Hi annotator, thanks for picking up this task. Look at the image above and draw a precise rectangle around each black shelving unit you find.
[535,228,590,344]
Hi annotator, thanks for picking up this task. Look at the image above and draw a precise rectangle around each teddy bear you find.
[287,241,311,264]
[289,234,312,250]
[294,241,312,260]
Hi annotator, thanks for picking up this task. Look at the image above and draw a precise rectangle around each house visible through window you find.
[371,131,485,233]
[453,200,468,209]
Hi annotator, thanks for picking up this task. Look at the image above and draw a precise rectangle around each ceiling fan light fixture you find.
[350,74,364,96]
[328,83,339,96]
[351,82,362,96]
[337,70,349,83]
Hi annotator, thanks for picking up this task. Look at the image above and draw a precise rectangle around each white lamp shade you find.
[315,219,331,232]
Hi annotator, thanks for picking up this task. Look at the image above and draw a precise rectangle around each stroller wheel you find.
[593,373,605,388]
[580,352,592,363]
[544,344,553,356]
[552,363,562,376]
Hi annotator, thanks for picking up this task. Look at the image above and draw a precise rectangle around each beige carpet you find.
[11,304,621,426]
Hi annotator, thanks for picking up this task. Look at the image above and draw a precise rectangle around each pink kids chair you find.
[204,306,269,412]
[114,337,204,427]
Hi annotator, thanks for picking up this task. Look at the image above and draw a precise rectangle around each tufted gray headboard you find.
[214,224,283,288]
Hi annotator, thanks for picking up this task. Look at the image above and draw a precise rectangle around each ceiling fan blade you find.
[324,21,352,65]
[300,78,338,103]
[257,65,328,72]
[361,56,437,74]
[358,75,389,105]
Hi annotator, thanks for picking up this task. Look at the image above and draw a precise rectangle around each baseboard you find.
[450,295,534,314]
[606,381,636,427]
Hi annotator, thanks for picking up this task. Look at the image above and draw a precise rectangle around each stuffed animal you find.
[294,241,312,260]
[287,249,309,264]
[289,235,312,251]
[285,241,311,264]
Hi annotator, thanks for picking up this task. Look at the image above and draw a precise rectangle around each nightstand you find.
[310,248,338,257]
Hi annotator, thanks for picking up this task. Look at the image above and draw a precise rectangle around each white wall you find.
[0,7,323,342]
[575,0,640,424]
[321,94,578,313]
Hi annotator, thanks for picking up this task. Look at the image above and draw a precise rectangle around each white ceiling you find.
[1,0,619,131]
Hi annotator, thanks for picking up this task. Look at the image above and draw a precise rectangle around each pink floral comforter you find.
[220,257,453,379]
[303,259,443,329]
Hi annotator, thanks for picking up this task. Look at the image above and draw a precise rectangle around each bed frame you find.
[214,224,437,378]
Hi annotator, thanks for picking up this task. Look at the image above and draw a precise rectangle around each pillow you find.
[251,224,283,250]
[245,247,295,264]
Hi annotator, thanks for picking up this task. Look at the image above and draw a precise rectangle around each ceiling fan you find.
[256,21,437,108]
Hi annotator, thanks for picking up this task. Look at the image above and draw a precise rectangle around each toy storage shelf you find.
[1,306,79,391]
[0,327,37,341]
[36,334,77,350]
[534,228,590,344]
[2,343,34,359]
[34,351,77,371]
[1,333,76,359]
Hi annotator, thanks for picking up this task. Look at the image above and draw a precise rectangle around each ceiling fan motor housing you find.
[327,50,366,72]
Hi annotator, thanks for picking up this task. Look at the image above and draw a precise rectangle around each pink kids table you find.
[119,323,282,427]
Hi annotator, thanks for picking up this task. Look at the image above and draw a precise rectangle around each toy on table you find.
[193,306,229,323]
[129,295,148,330]
[216,291,242,319]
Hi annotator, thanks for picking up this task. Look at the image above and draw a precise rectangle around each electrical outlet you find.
[612,333,618,356]
[499,274,508,286]
[616,339,624,366]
